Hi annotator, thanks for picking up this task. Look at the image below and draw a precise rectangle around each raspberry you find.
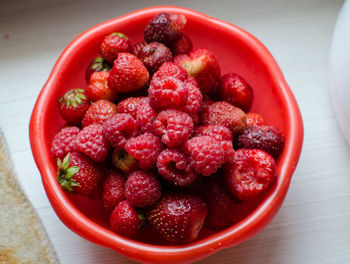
[103,113,139,149]
[109,200,145,238]
[148,77,188,110]
[195,124,233,142]
[246,113,266,126]
[200,101,246,135]
[82,99,117,127]
[50,126,80,158]
[102,170,126,210]
[75,124,110,162]
[125,133,163,170]
[236,125,284,159]
[157,149,197,186]
[125,170,162,207]
[185,136,225,176]
[180,77,203,116]
[225,149,277,200]
[136,100,157,133]
[116,97,148,119]
[151,62,188,85]
[153,109,194,147]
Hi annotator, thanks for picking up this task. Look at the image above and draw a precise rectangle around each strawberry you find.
[171,34,193,55]
[110,200,145,238]
[100,32,132,64]
[87,71,118,101]
[246,113,266,126]
[146,193,207,244]
[144,13,186,46]
[102,169,126,210]
[112,148,138,175]
[174,48,221,94]
[116,96,148,119]
[108,53,149,93]
[85,56,111,83]
[138,42,173,74]
[82,99,117,127]
[225,149,277,200]
[131,41,147,57]
[200,101,247,135]
[58,88,90,125]
[56,152,103,195]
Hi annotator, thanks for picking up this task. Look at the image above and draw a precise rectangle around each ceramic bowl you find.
[29,6,303,264]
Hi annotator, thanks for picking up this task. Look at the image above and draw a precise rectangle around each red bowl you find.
[29,6,303,264]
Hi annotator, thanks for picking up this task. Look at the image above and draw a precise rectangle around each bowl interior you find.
[32,6,302,261]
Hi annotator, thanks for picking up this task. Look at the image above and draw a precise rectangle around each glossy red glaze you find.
[29,6,303,264]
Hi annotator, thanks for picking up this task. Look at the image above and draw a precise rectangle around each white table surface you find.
[1,0,349,263]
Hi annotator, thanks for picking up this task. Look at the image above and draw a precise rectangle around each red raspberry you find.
[138,42,173,74]
[199,176,237,229]
[180,77,203,116]
[157,149,197,186]
[58,88,90,125]
[171,34,193,55]
[112,149,138,175]
[246,113,266,126]
[103,113,139,149]
[125,170,161,207]
[185,136,225,176]
[85,56,111,83]
[151,62,188,84]
[144,13,186,46]
[102,170,126,210]
[116,96,148,119]
[108,53,149,93]
[125,133,163,170]
[215,73,254,112]
[200,101,246,135]
[50,126,80,158]
[100,32,132,64]
[87,71,118,101]
[237,125,284,159]
[148,77,188,110]
[225,149,277,200]
[75,124,110,162]
[136,100,157,133]
[131,41,147,57]
[153,109,194,147]
[109,200,145,238]
[82,99,117,127]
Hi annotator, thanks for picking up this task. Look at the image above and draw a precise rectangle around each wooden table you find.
[1,0,348,263]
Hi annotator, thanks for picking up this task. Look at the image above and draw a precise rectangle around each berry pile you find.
[51,12,285,244]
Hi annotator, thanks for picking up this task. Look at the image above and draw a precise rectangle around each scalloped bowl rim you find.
[29,5,303,263]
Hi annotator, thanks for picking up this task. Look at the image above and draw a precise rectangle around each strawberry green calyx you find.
[111,32,128,40]
[58,89,87,109]
[91,57,111,71]
[57,153,80,193]
[137,213,146,230]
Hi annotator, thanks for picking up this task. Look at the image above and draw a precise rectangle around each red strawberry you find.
[146,193,207,244]
[110,200,145,238]
[82,99,117,127]
[200,101,246,135]
[85,56,111,83]
[56,152,103,195]
[100,32,132,64]
[246,113,266,126]
[171,34,193,55]
[112,148,138,175]
[144,13,186,46]
[138,42,173,74]
[125,170,162,207]
[236,125,284,159]
[199,176,236,229]
[102,170,126,210]
[225,149,277,200]
[108,53,149,93]
[174,48,221,94]
[58,89,90,125]
[75,124,110,162]
[87,71,118,101]
[50,126,80,159]
[131,41,147,57]
[116,97,148,119]
[215,73,254,112]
